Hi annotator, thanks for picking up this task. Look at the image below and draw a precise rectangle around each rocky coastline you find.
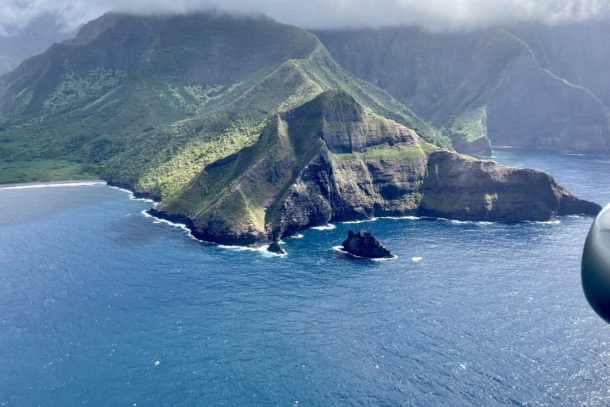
[149,91,601,247]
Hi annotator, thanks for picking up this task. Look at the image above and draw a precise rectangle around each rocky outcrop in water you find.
[154,90,601,245]
[341,230,393,259]
[267,241,286,255]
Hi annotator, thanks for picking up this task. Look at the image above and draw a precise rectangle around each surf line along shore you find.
[0,180,107,190]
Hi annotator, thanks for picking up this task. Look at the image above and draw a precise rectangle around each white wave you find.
[411,256,423,263]
[140,210,201,242]
[0,181,105,190]
[332,245,347,254]
[142,209,288,256]
[140,209,153,218]
[289,233,304,239]
[108,185,156,203]
[332,245,397,261]
[448,219,470,224]
[370,256,397,262]
[434,217,496,226]
[108,185,131,193]
[380,215,421,221]
[218,243,287,257]
[131,196,155,204]
[342,217,378,224]
[311,223,336,231]
[530,219,561,225]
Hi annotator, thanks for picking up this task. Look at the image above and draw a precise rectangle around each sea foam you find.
[341,218,378,224]
[108,185,156,204]
[218,243,287,258]
[140,210,201,242]
[311,224,336,231]
[0,181,105,190]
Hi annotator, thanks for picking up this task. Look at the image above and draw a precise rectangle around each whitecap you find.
[289,233,304,239]
[448,219,470,225]
[332,245,345,253]
[341,217,378,224]
[218,243,287,258]
[530,219,561,225]
[108,185,156,203]
[142,209,287,256]
[140,209,154,218]
[411,256,423,263]
[370,256,398,262]
[380,215,420,220]
[436,218,496,226]
[140,210,201,242]
[130,196,155,203]
[311,224,336,231]
[0,181,105,190]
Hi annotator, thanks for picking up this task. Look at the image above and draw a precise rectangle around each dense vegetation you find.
[0,12,600,244]
[0,12,442,198]
[155,90,600,244]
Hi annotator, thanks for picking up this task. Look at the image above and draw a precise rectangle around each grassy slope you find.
[159,90,435,240]
[0,13,443,200]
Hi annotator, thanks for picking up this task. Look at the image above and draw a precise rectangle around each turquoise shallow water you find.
[0,149,609,406]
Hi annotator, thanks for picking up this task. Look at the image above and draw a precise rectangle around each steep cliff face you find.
[510,22,610,107]
[487,56,610,151]
[155,90,429,243]
[155,91,600,245]
[419,151,600,221]
[316,26,610,155]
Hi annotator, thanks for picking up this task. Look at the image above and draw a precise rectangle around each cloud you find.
[1,0,610,36]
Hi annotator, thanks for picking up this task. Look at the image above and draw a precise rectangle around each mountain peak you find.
[294,89,364,122]
[281,89,417,154]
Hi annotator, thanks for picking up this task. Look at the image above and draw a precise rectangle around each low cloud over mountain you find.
[2,0,609,36]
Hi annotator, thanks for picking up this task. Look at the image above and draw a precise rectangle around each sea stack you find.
[267,241,286,255]
[341,230,393,259]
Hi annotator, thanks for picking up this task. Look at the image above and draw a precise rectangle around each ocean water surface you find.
[1,149,609,406]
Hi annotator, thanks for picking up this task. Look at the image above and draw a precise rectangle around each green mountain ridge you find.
[0,12,441,198]
[0,12,601,247]
[153,90,599,245]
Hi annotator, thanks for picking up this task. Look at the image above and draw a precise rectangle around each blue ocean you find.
[1,149,609,406]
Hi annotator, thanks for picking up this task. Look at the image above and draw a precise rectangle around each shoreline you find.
[0,180,106,190]
[0,178,585,257]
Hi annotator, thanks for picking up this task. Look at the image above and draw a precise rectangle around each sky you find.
[1,0,610,36]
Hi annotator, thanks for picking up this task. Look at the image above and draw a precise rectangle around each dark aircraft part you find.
[582,205,610,323]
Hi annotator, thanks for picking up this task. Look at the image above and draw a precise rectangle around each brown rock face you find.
[418,151,601,222]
